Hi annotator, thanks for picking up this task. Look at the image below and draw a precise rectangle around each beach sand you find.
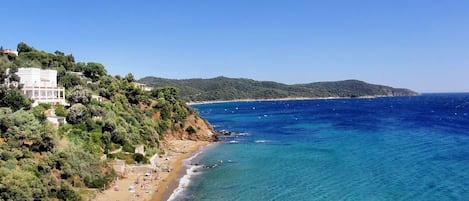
[186,96,391,105]
[93,140,210,201]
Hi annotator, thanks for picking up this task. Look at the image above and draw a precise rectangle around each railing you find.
[22,86,64,90]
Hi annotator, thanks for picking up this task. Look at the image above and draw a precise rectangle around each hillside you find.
[0,42,216,200]
[139,76,419,101]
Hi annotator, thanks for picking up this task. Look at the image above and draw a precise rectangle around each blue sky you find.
[1,1,468,92]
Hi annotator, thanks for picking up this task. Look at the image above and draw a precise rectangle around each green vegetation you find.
[0,86,32,111]
[0,42,201,200]
[139,76,419,102]
[185,126,197,135]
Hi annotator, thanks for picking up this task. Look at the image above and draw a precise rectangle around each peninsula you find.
[139,76,419,102]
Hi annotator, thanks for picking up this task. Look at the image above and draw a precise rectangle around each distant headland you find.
[139,76,419,102]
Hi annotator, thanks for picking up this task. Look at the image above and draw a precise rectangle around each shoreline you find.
[93,140,211,201]
[186,95,397,105]
[153,141,212,201]
[165,143,218,201]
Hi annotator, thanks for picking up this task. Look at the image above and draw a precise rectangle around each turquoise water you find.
[171,94,469,201]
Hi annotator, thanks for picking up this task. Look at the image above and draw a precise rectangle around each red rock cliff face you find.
[165,115,217,142]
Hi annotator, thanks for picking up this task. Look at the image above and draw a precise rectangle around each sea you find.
[168,93,469,201]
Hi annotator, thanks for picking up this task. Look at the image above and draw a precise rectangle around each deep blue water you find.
[170,94,469,201]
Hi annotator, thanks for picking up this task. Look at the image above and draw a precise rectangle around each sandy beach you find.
[93,140,211,201]
[186,96,389,105]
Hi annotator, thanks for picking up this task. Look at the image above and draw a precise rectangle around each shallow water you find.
[171,94,469,201]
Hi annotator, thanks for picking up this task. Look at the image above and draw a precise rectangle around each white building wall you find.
[16,67,66,106]
[16,68,39,87]
[17,68,58,87]
[40,69,57,87]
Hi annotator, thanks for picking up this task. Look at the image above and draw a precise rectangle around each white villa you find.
[134,82,153,92]
[16,68,67,106]
[1,49,19,57]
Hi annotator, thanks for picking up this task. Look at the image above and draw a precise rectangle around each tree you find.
[31,124,56,152]
[54,50,65,56]
[66,104,89,124]
[62,54,76,71]
[125,73,136,83]
[56,183,81,201]
[17,42,34,54]
[0,87,32,111]
[110,125,127,144]
[0,168,48,200]
[0,63,20,86]
[154,100,171,120]
[0,108,13,137]
[6,110,42,142]
[59,73,83,89]
[83,62,106,82]
[75,62,86,72]
[123,84,144,105]
[67,85,91,105]
[98,75,114,87]
[151,87,179,104]
[96,75,117,99]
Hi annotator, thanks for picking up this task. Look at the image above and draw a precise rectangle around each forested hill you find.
[139,76,419,101]
[0,42,215,200]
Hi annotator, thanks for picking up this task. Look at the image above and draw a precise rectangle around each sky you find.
[1,1,468,92]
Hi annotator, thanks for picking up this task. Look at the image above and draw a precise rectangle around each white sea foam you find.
[255,140,270,143]
[236,132,250,136]
[184,150,203,165]
[167,165,202,201]
[167,145,215,201]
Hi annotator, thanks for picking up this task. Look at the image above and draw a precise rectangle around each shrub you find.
[31,105,47,122]
[38,103,51,110]
[185,126,196,135]
[132,153,148,164]
[67,85,92,105]
[84,171,114,189]
[145,147,159,157]
[122,142,134,153]
[66,104,89,124]
[56,183,82,201]
[55,105,67,116]
[0,88,32,111]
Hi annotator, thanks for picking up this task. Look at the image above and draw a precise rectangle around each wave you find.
[167,146,211,201]
[184,150,203,165]
[167,164,202,201]
[236,132,250,136]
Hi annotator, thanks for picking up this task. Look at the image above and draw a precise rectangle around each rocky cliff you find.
[164,115,217,142]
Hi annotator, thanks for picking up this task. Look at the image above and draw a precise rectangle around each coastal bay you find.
[175,94,469,200]
[2,1,467,200]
